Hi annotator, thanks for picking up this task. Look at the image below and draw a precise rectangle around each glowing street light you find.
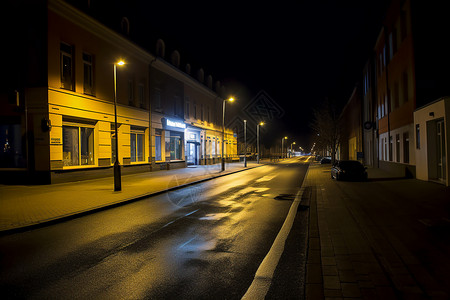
[281,136,288,159]
[290,141,296,157]
[221,97,234,171]
[257,122,264,164]
[113,60,125,191]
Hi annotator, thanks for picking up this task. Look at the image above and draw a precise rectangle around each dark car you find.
[331,160,368,181]
[320,156,331,164]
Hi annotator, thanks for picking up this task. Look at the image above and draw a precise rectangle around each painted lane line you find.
[242,189,302,299]
[242,166,310,300]
[178,236,197,249]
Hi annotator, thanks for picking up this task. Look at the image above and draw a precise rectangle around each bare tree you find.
[310,98,342,164]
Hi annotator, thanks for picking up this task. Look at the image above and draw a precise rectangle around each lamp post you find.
[281,136,287,159]
[243,120,247,167]
[113,60,125,191]
[290,141,296,157]
[221,97,234,171]
[257,122,264,164]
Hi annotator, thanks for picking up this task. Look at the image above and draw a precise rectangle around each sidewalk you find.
[305,163,450,299]
[0,161,265,234]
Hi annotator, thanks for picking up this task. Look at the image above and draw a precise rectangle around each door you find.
[437,119,446,181]
[187,142,198,165]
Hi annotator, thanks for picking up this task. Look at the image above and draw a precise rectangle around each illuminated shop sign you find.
[166,119,186,129]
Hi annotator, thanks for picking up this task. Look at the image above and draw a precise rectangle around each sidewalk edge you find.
[0,164,265,236]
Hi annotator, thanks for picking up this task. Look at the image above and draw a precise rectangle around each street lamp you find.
[113,60,125,191]
[243,120,247,167]
[281,136,288,159]
[289,141,296,157]
[222,96,234,171]
[257,122,264,164]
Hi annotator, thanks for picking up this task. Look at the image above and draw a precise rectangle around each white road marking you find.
[242,166,310,300]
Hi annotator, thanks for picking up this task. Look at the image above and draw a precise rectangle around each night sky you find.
[80,0,390,149]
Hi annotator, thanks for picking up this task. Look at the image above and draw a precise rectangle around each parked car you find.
[331,160,368,181]
[320,156,331,164]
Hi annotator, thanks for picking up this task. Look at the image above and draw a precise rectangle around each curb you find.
[0,164,265,236]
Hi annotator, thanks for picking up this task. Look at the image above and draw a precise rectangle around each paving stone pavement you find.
[305,163,450,300]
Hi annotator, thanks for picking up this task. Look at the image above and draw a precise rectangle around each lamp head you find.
[284,136,288,140]
[228,97,235,102]
[117,60,125,66]
[260,122,264,126]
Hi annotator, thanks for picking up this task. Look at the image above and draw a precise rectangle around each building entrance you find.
[187,142,199,165]
[437,119,446,182]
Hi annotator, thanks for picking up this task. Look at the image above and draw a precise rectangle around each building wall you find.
[340,87,363,161]
[47,0,153,182]
[414,98,449,186]
[374,0,416,171]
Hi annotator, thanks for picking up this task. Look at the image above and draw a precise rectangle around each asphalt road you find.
[0,158,309,299]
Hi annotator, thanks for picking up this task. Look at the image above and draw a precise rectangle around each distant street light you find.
[221,97,234,171]
[113,60,125,191]
[244,120,247,167]
[281,136,288,159]
[257,122,264,164]
[290,141,296,157]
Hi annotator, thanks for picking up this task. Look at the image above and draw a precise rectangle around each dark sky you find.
[83,0,389,149]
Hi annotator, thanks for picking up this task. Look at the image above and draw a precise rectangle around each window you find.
[130,128,145,162]
[154,89,161,110]
[400,11,407,41]
[416,124,420,149]
[128,80,134,106]
[174,96,181,117]
[402,71,409,103]
[384,94,388,115]
[201,104,204,121]
[63,125,94,166]
[194,102,197,119]
[392,81,399,110]
[403,132,410,163]
[83,53,94,95]
[60,43,74,91]
[396,134,400,162]
[185,96,190,118]
[138,84,144,108]
[168,132,183,160]
[121,17,130,35]
[389,136,393,161]
[155,129,162,161]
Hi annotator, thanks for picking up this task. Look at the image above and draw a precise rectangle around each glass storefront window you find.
[130,130,144,162]
[0,124,26,168]
[80,127,94,165]
[170,136,182,160]
[63,126,79,166]
[63,125,94,166]
[155,135,162,161]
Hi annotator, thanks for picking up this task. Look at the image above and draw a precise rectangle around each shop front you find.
[159,117,186,169]
[185,126,201,166]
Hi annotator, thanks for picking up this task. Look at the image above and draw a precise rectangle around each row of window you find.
[377,10,408,78]
[60,42,146,108]
[377,69,410,119]
[380,131,410,164]
[62,124,145,167]
[184,96,211,122]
